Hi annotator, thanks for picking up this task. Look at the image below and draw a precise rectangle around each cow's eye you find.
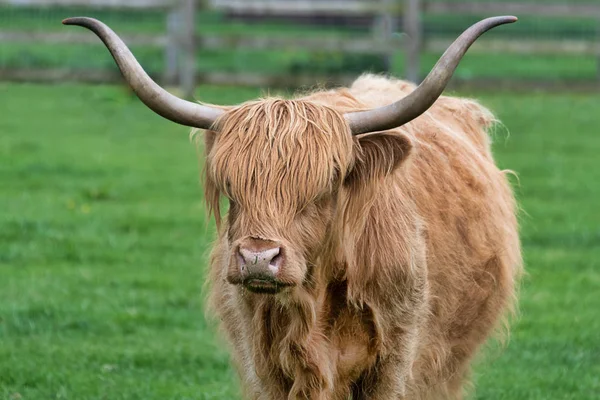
[297,194,330,219]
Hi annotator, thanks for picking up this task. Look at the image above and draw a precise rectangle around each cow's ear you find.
[345,132,413,186]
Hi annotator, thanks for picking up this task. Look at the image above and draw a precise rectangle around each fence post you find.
[180,0,197,99]
[404,0,422,83]
[164,5,182,85]
[374,0,398,73]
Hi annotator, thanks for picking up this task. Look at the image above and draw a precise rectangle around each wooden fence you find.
[0,0,402,93]
[0,0,198,97]
[416,0,600,83]
[1,0,599,91]
[207,0,600,86]
[208,0,402,73]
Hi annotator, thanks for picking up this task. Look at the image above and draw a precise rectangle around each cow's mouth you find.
[243,277,287,294]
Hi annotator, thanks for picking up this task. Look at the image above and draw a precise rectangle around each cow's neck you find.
[247,270,378,397]
[249,281,335,396]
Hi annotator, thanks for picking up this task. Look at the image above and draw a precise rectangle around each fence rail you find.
[424,2,600,18]
[199,35,399,54]
[209,0,397,15]
[2,0,175,9]
[427,38,600,57]
[0,30,167,46]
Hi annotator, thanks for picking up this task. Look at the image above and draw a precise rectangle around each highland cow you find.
[64,16,522,399]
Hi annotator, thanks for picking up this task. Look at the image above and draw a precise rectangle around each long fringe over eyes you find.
[205,98,354,226]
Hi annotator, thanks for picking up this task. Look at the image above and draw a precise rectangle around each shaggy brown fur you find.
[202,74,521,399]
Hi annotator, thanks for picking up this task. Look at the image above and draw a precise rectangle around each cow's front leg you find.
[364,353,412,399]
[358,272,428,399]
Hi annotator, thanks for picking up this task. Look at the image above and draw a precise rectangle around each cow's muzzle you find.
[227,237,293,294]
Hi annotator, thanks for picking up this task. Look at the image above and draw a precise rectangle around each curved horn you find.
[345,16,517,135]
[62,17,224,130]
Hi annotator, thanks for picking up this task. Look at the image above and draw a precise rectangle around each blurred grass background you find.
[1,82,599,399]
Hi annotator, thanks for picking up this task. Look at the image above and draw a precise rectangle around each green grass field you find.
[1,82,599,399]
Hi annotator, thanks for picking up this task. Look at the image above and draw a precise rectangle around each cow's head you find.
[204,98,356,293]
[63,16,516,294]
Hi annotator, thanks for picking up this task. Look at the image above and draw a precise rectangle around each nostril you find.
[267,252,284,275]
[270,253,283,268]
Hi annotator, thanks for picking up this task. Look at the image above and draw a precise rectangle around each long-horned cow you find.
[64,16,522,399]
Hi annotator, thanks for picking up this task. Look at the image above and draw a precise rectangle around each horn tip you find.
[484,15,518,29]
[62,17,76,25]
[62,17,93,26]
[489,15,518,25]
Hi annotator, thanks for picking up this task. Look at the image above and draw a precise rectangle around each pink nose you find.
[238,245,282,275]
[232,238,288,294]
